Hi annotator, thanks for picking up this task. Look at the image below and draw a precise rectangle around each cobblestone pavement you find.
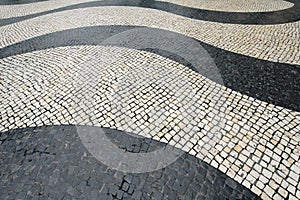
[0,126,259,199]
[1,6,299,65]
[0,0,299,25]
[159,0,294,12]
[0,0,299,200]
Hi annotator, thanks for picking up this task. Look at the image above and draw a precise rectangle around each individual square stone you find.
[261,192,271,200]
[287,185,296,195]
[262,168,272,179]
[251,185,262,196]
[256,180,265,190]
[278,188,288,198]
[264,185,275,198]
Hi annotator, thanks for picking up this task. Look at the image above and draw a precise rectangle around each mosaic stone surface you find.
[160,0,294,12]
[0,26,299,111]
[0,125,260,199]
[0,0,49,5]
[0,0,299,200]
[1,0,299,25]
[0,7,299,65]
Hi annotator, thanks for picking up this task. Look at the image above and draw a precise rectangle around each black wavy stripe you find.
[1,25,299,111]
[0,125,261,199]
[0,0,299,26]
[0,0,48,5]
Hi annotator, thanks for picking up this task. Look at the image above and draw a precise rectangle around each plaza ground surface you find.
[0,0,299,199]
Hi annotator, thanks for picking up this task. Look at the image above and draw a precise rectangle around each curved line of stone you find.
[0,7,299,66]
[0,0,299,25]
[0,125,260,199]
[77,126,186,173]
[0,25,299,112]
[159,0,294,13]
[1,2,299,199]
[0,0,94,19]
[0,0,49,5]
[0,46,299,199]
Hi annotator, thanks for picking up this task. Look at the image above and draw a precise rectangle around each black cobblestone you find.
[0,0,299,25]
[0,125,260,199]
[1,25,298,111]
[0,0,48,5]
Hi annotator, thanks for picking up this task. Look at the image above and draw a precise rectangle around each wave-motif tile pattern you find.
[0,7,299,65]
[0,0,94,18]
[1,25,299,112]
[0,0,299,25]
[0,125,260,199]
[1,46,299,199]
[0,0,48,5]
[1,1,299,200]
[160,0,294,12]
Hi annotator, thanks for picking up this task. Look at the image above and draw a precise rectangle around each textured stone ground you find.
[0,0,299,199]
[159,0,294,12]
[0,126,260,199]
